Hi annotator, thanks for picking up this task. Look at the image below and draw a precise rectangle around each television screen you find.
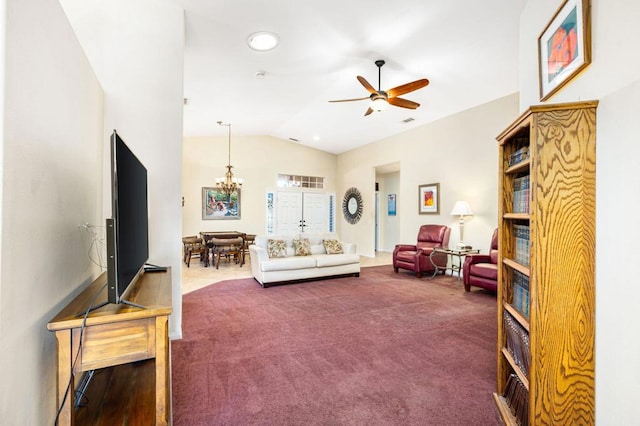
[106,130,149,304]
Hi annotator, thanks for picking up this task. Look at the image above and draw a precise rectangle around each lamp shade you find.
[451,201,473,216]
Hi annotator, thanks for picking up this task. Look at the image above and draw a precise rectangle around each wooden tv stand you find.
[47,269,172,425]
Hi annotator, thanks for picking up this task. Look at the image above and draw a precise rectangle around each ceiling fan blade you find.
[357,76,377,94]
[364,107,374,116]
[386,79,429,98]
[388,97,420,109]
[328,97,370,103]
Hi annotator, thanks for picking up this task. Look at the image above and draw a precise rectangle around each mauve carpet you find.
[171,265,500,425]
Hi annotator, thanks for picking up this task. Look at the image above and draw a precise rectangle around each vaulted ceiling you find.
[179,1,526,154]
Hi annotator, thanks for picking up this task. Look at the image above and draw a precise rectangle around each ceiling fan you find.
[329,59,429,116]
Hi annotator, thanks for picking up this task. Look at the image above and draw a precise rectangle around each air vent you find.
[402,117,415,123]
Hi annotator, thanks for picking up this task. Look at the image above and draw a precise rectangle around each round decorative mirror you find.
[343,187,363,224]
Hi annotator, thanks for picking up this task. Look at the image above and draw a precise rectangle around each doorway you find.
[374,163,401,252]
[275,191,331,234]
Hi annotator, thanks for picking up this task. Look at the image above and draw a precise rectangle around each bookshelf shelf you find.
[495,101,597,425]
[492,394,518,426]
[503,213,529,220]
[502,258,529,276]
[501,347,529,388]
[503,302,529,332]
[505,158,530,174]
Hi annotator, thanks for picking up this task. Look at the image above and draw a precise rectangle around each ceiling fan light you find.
[371,98,388,112]
[247,31,279,51]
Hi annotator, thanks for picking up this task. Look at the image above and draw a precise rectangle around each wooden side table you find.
[47,270,172,425]
[430,247,480,280]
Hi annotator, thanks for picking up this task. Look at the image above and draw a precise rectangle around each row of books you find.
[504,310,530,378]
[514,224,530,267]
[509,145,530,167]
[512,175,530,213]
[513,270,530,319]
[503,373,529,426]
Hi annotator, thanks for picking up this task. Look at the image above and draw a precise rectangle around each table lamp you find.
[451,201,473,248]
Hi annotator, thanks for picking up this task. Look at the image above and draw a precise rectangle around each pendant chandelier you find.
[216,121,243,196]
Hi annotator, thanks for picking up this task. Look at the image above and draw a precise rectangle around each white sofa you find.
[249,233,360,287]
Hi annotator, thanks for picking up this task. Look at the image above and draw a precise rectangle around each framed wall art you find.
[342,187,363,224]
[388,194,396,216]
[418,183,439,215]
[538,0,591,101]
[202,187,241,220]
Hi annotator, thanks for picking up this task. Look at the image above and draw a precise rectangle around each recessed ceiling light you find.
[247,31,279,51]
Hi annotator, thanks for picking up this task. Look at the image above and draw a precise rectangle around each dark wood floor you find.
[74,359,156,425]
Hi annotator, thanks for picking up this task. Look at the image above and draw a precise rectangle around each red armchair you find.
[393,225,451,278]
[462,228,498,292]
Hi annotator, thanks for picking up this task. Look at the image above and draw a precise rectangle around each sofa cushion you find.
[261,256,317,271]
[293,238,311,256]
[470,263,498,280]
[267,239,288,258]
[310,244,326,255]
[315,253,360,267]
[300,233,338,245]
[256,235,294,249]
[323,239,343,254]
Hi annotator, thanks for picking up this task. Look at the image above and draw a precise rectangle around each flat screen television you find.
[106,130,149,305]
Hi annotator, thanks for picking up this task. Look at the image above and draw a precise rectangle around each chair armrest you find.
[463,253,492,284]
[464,254,492,266]
[393,244,418,256]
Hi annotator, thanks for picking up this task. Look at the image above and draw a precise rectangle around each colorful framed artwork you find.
[388,194,396,216]
[202,187,241,220]
[418,183,439,215]
[538,0,591,101]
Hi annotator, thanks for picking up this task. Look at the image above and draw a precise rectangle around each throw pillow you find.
[293,238,311,256]
[267,239,287,258]
[323,239,343,254]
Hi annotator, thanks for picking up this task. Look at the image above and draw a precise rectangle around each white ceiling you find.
[177,0,526,154]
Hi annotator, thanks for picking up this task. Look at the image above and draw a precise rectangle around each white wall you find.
[520,1,640,423]
[337,93,518,257]
[183,135,337,237]
[0,0,5,340]
[60,0,185,339]
[0,0,104,423]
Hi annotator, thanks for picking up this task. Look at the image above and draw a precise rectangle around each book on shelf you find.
[509,145,530,167]
[512,270,530,318]
[512,175,530,214]
[504,310,530,378]
[504,373,529,426]
[513,224,530,267]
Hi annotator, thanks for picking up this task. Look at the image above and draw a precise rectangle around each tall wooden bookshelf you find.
[493,100,597,425]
